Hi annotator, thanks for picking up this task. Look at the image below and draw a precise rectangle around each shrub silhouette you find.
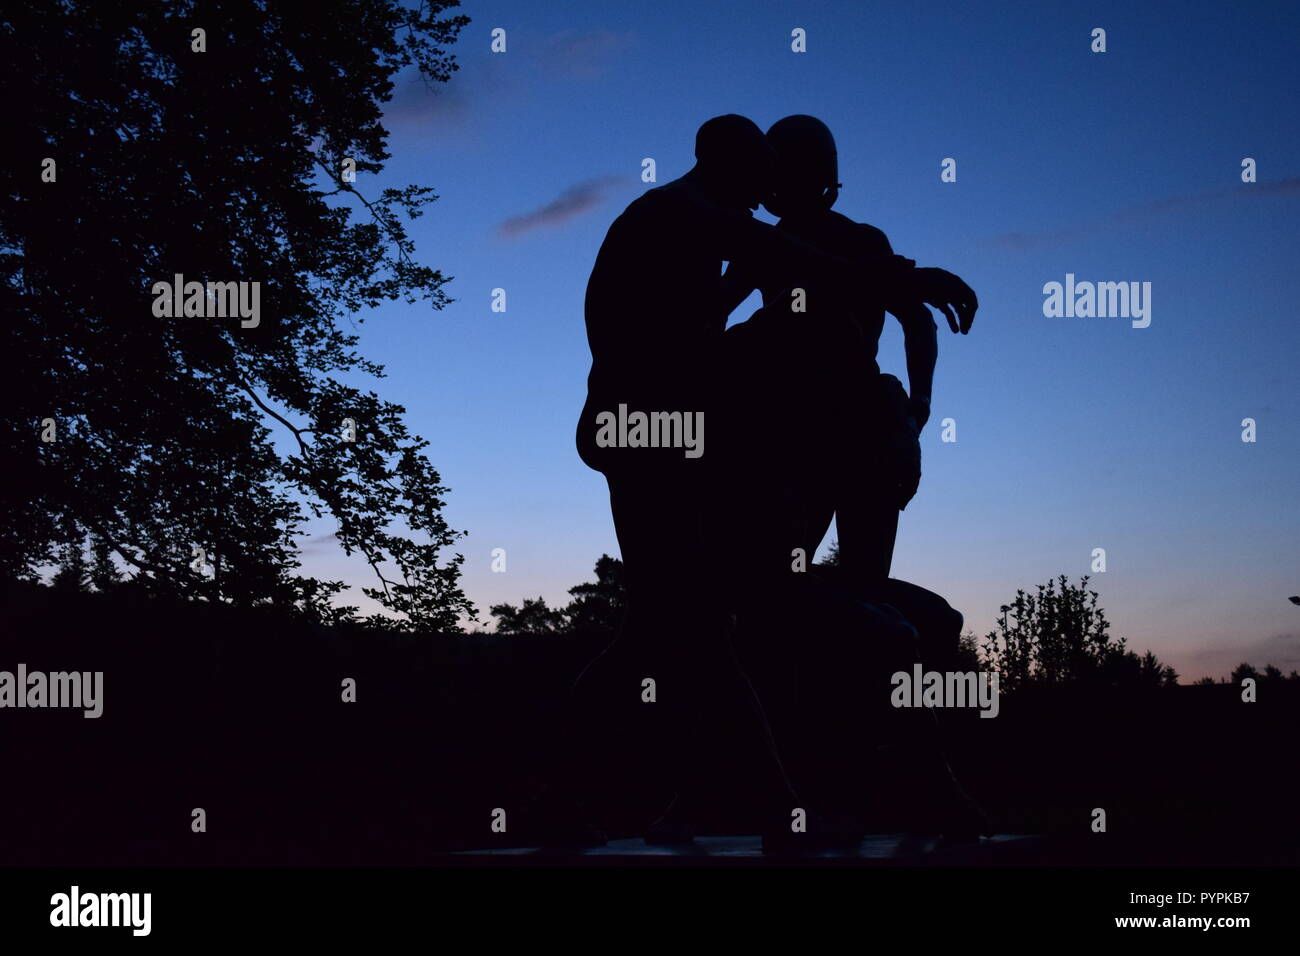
[981,575,1176,691]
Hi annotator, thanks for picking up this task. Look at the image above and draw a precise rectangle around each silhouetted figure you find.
[717,115,986,841]
[721,115,975,594]
[572,115,973,844]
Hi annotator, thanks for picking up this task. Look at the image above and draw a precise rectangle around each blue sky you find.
[302,0,1300,680]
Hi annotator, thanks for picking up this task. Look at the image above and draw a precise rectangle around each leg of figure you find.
[606,467,758,836]
[834,495,898,593]
[826,371,908,595]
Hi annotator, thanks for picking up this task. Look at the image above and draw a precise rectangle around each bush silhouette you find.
[981,575,1176,691]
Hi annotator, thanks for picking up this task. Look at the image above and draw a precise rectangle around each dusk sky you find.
[299,0,1299,681]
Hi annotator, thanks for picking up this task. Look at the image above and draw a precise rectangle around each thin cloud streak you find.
[497,175,626,238]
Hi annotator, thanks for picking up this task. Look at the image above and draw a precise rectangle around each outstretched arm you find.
[701,198,918,313]
[842,219,976,353]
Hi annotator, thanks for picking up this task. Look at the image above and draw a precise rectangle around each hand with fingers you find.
[912,267,978,334]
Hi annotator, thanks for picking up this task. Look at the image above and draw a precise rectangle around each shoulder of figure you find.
[605,184,685,238]
[842,216,892,254]
[638,177,750,222]
[620,185,665,217]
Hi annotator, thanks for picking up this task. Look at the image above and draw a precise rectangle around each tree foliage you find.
[3,0,474,630]
[490,555,627,635]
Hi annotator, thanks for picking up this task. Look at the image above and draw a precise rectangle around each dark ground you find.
[2,581,1297,866]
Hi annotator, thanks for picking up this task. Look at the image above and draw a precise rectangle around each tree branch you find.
[310,153,416,268]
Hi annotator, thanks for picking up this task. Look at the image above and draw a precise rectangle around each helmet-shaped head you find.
[763,115,840,217]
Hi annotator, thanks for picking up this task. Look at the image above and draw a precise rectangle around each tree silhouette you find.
[4,1,473,630]
[488,597,568,636]
[955,630,982,670]
[1230,662,1260,685]
[1201,664,1296,683]
[490,555,627,635]
[49,525,88,593]
[561,554,626,633]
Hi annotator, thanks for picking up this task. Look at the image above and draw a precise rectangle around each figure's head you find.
[692,114,776,210]
[763,115,840,218]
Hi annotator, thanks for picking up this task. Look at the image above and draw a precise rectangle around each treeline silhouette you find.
[3,567,1297,864]
[1199,662,1300,686]
[490,558,1212,692]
